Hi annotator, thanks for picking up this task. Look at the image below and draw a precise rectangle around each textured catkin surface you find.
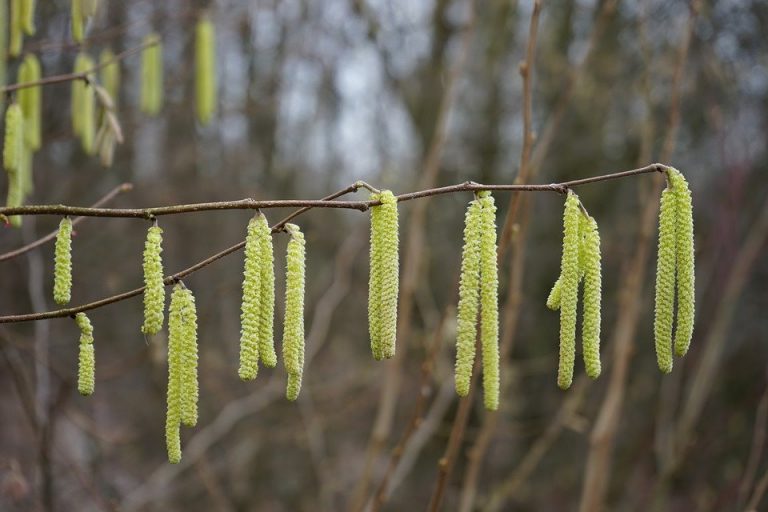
[670,169,695,357]
[18,54,41,151]
[76,313,95,396]
[581,215,602,379]
[257,214,277,368]
[195,16,216,124]
[367,190,399,360]
[455,198,483,397]
[53,217,73,305]
[654,186,677,374]
[179,288,199,427]
[282,224,306,401]
[141,226,165,335]
[558,192,581,390]
[478,193,500,410]
[239,216,263,380]
[166,285,185,463]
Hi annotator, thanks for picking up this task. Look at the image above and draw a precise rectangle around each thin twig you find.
[738,386,768,507]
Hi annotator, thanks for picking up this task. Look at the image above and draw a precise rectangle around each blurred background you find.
[1,0,767,511]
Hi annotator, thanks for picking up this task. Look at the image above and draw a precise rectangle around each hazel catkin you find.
[654,185,677,374]
[53,217,73,305]
[669,168,695,357]
[557,191,581,390]
[18,53,41,151]
[4,103,22,172]
[165,285,183,463]
[257,214,277,368]
[141,225,165,335]
[99,48,120,104]
[9,0,22,57]
[368,190,399,360]
[179,287,199,428]
[239,215,264,380]
[75,312,95,396]
[478,192,499,411]
[581,214,602,379]
[195,14,216,124]
[141,34,163,115]
[282,223,306,401]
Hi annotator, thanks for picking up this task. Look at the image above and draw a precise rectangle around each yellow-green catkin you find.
[53,217,73,305]
[141,225,165,335]
[478,192,499,411]
[18,53,41,151]
[0,0,7,115]
[71,52,95,151]
[654,185,677,374]
[9,0,22,57]
[165,285,184,463]
[546,276,562,311]
[368,190,399,360]
[20,0,33,35]
[141,34,163,116]
[282,223,306,401]
[669,168,695,357]
[179,287,198,428]
[99,48,120,104]
[75,312,95,396]
[581,215,602,379]
[454,197,483,397]
[195,14,216,124]
[80,78,95,154]
[239,216,263,380]
[557,191,581,390]
[257,215,277,368]
[4,103,23,226]
[70,0,83,42]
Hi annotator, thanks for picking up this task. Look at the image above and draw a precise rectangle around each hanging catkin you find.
[670,168,695,357]
[581,214,602,379]
[20,0,33,35]
[9,0,21,57]
[368,190,399,360]
[282,223,306,401]
[165,285,184,464]
[179,287,198,428]
[257,215,277,368]
[99,48,120,104]
[71,53,94,140]
[53,217,73,305]
[0,0,7,115]
[654,182,677,374]
[18,53,41,151]
[75,312,95,396]
[3,103,22,226]
[239,215,264,380]
[141,34,163,115]
[80,79,95,154]
[478,192,500,410]
[455,197,483,397]
[195,14,216,124]
[557,191,581,390]
[141,225,165,335]
[70,0,83,42]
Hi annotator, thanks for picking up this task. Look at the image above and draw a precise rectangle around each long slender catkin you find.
[478,192,500,411]
[99,48,120,103]
[20,0,33,35]
[654,183,677,374]
[70,0,83,42]
[166,284,184,464]
[195,14,216,124]
[0,0,7,115]
[557,191,581,389]
[239,216,263,380]
[669,168,695,357]
[179,287,198,428]
[141,225,165,335]
[256,214,277,368]
[141,34,163,115]
[9,0,21,57]
[3,103,23,226]
[53,217,73,305]
[75,313,95,396]
[368,190,399,360]
[282,223,306,401]
[581,214,602,379]
[18,53,41,151]
[455,197,483,396]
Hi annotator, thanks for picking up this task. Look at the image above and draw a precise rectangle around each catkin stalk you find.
[654,185,677,373]
[53,217,73,304]
[557,191,581,389]
[75,313,95,396]
[478,192,499,410]
[141,225,165,335]
[368,190,399,360]
[670,169,695,357]
[282,223,306,401]
[195,15,216,124]
[581,215,602,379]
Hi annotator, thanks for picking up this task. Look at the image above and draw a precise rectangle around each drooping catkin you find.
[0,0,7,115]
[581,214,602,379]
[71,53,94,141]
[4,103,22,171]
[239,216,264,380]
[141,34,163,115]
[70,0,83,42]
[654,185,677,374]
[546,276,562,311]
[53,217,73,305]
[179,287,198,427]
[141,225,165,335]
[99,48,120,104]
[454,197,483,397]
[195,14,216,124]
[670,168,695,357]
[557,191,581,390]
[368,190,399,360]
[9,0,21,57]
[478,192,500,411]
[75,312,95,396]
[18,53,41,151]
[80,79,95,154]
[257,214,277,368]
[282,223,306,401]
[165,285,184,464]
[20,0,33,35]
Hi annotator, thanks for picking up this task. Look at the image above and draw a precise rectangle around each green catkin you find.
[368,190,399,360]
[99,48,120,104]
[257,214,277,368]
[581,215,602,379]
[478,192,500,411]
[4,103,23,226]
[141,225,165,335]
[70,0,83,42]
[0,0,7,115]
[454,198,483,396]
[20,0,33,35]
[9,0,21,57]
[71,53,93,137]
[75,313,94,396]
[18,53,41,151]
[669,169,695,357]
[80,0,97,17]
[282,223,306,401]
[557,191,581,390]
[165,285,184,464]
[195,15,216,124]
[53,217,73,305]
[547,214,591,311]
[179,287,198,427]
[238,216,263,380]
[141,34,163,115]
[80,79,95,154]
[546,276,562,311]
[654,185,677,374]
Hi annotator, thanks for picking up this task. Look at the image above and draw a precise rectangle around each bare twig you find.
[738,386,768,507]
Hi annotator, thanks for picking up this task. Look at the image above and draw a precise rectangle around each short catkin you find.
[141,34,163,115]
[179,287,199,428]
[478,192,500,411]
[141,225,165,335]
[557,191,581,390]
[53,217,73,305]
[195,14,216,124]
[454,197,483,397]
[282,223,306,401]
[75,312,95,396]
[239,216,264,380]
[669,168,695,357]
[654,184,677,374]
[581,215,602,379]
[368,190,399,360]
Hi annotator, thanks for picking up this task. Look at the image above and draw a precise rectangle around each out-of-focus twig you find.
[738,386,768,508]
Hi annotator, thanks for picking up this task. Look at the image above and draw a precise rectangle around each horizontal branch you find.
[0,163,666,219]
[0,163,668,324]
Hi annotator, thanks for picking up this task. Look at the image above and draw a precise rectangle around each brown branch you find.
[0,183,133,262]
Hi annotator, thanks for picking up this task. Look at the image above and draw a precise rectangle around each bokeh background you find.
[1,0,767,511]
